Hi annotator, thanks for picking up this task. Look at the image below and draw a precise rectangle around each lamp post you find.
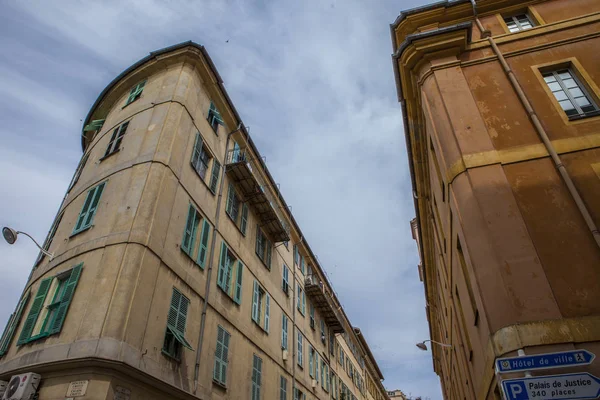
[2,227,54,261]
[416,339,452,351]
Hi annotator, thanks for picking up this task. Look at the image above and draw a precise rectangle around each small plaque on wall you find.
[66,380,89,397]
[114,386,131,400]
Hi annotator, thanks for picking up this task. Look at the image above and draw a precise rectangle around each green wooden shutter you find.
[197,220,210,268]
[191,133,204,171]
[0,291,30,355]
[48,263,83,334]
[300,255,305,275]
[293,244,298,265]
[297,332,303,366]
[78,182,105,232]
[302,291,306,315]
[209,160,221,194]
[73,186,95,233]
[224,253,233,294]
[113,121,129,150]
[18,277,52,345]
[266,242,272,269]
[226,183,234,217]
[264,294,270,332]
[217,242,228,289]
[214,325,230,386]
[251,281,259,323]
[240,203,249,235]
[181,204,196,255]
[280,376,287,400]
[315,352,320,383]
[83,119,105,132]
[234,261,243,304]
[281,314,288,350]
[209,102,225,125]
[309,347,314,377]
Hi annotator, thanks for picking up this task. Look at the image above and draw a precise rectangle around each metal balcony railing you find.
[225,148,291,242]
[304,274,344,333]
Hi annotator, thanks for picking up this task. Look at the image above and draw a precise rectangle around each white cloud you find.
[0,1,441,398]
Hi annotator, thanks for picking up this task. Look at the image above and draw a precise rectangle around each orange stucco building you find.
[392,0,600,398]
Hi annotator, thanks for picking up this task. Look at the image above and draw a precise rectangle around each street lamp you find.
[2,227,54,261]
[416,339,452,351]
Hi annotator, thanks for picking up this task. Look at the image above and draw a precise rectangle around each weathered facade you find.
[0,42,389,400]
[392,0,600,399]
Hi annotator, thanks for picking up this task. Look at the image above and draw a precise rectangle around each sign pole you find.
[518,349,532,378]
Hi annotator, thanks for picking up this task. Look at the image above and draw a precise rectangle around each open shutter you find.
[18,278,52,344]
[251,281,259,323]
[209,102,225,125]
[266,243,272,269]
[181,204,195,254]
[49,264,83,334]
[293,244,298,265]
[264,294,270,333]
[113,122,129,150]
[73,186,95,232]
[226,183,234,216]
[83,119,105,132]
[281,315,288,349]
[197,219,210,268]
[300,255,305,274]
[214,327,223,383]
[309,347,314,377]
[217,242,228,289]
[191,133,204,170]
[234,261,243,304]
[302,291,306,315]
[0,291,30,355]
[224,254,233,294]
[209,160,221,194]
[240,203,249,235]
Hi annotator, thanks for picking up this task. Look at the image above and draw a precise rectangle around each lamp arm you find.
[424,339,453,348]
[17,231,54,260]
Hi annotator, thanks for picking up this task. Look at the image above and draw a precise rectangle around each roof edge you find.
[390,0,471,30]
[353,327,385,380]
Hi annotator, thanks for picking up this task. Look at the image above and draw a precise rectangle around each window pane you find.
[565,108,579,116]
[569,88,584,98]
[582,104,597,113]
[563,79,578,89]
[557,71,572,80]
[508,25,519,33]
[543,75,556,83]
[559,99,575,111]
[575,96,591,107]
[552,91,568,101]
[547,82,562,92]
[520,22,532,29]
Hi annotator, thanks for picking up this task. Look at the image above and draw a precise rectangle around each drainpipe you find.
[292,262,298,396]
[470,0,600,249]
[193,123,242,394]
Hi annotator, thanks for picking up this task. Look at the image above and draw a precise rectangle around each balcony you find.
[304,274,344,333]
[225,148,291,242]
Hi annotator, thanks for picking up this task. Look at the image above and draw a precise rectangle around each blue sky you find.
[0,1,440,398]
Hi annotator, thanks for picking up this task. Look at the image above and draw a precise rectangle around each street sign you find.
[502,372,600,400]
[496,350,595,373]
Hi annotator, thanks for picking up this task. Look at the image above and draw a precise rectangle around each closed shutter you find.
[240,203,249,235]
[181,204,196,255]
[18,278,52,344]
[297,333,303,366]
[309,347,314,377]
[280,376,287,400]
[251,354,262,400]
[264,294,270,332]
[73,182,105,234]
[282,265,289,293]
[281,314,288,349]
[197,220,210,268]
[217,242,228,289]
[48,263,83,334]
[251,281,260,323]
[234,261,243,304]
[302,291,306,315]
[209,160,221,194]
[0,291,30,355]
[224,253,233,294]
[213,325,230,386]
[226,183,234,217]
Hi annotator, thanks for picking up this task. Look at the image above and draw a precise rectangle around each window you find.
[17,264,82,345]
[297,332,303,368]
[300,253,305,275]
[208,101,224,133]
[321,359,329,392]
[280,376,288,400]
[309,304,315,330]
[162,288,193,360]
[251,354,262,400]
[255,226,272,269]
[293,244,299,266]
[240,203,249,235]
[68,152,89,192]
[72,181,106,235]
[251,280,270,332]
[191,132,212,181]
[125,80,146,105]
[213,325,231,387]
[543,69,599,118]
[0,291,30,356]
[226,183,241,222]
[35,211,63,266]
[331,371,338,399]
[320,320,326,344]
[309,346,315,378]
[294,388,306,400]
[282,264,290,295]
[181,204,211,268]
[217,242,243,304]
[209,159,221,194]
[103,121,129,159]
[281,314,288,350]
[504,13,534,32]
[296,283,305,316]
[329,332,335,356]
[339,348,344,365]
